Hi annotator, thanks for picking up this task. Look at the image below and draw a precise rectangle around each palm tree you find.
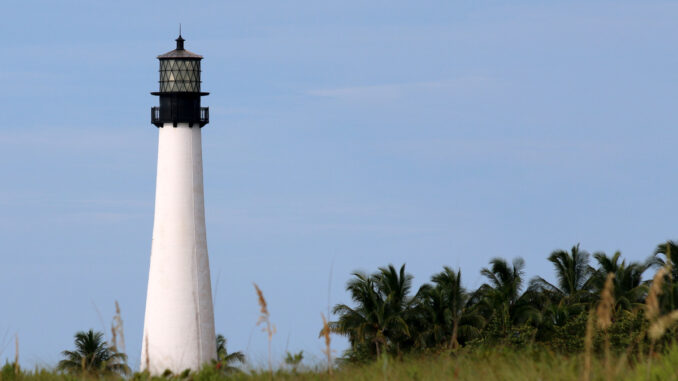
[373,264,420,354]
[475,258,540,335]
[418,267,482,349]
[57,330,129,376]
[654,241,678,312]
[331,264,415,359]
[654,241,678,277]
[480,258,525,303]
[591,251,649,311]
[530,244,593,303]
[331,272,380,357]
[215,334,244,372]
[527,245,593,335]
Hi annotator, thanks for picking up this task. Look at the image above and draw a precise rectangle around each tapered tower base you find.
[141,123,216,374]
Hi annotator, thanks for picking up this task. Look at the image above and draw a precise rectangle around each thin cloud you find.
[308,76,498,101]
[0,129,149,151]
[381,137,624,167]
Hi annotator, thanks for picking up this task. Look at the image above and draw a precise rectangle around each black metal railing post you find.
[151,107,160,125]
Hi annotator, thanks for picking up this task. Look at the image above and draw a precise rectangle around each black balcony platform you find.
[151,106,209,127]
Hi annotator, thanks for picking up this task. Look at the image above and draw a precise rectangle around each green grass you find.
[5,345,678,381]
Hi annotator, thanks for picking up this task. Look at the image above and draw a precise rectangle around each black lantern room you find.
[151,35,209,127]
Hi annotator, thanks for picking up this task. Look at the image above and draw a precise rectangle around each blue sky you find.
[2,0,678,369]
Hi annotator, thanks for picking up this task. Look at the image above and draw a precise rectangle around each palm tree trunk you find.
[670,276,675,311]
[450,319,459,350]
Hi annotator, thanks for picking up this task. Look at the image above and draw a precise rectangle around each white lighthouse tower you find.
[141,34,216,374]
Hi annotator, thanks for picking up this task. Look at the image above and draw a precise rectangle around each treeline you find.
[329,241,678,361]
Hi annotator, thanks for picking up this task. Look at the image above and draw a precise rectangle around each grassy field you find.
[4,345,678,381]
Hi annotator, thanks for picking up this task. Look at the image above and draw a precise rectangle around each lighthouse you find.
[141,34,216,374]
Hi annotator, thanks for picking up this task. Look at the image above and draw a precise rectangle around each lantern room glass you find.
[159,59,201,92]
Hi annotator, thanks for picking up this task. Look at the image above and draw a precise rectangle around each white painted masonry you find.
[141,123,216,374]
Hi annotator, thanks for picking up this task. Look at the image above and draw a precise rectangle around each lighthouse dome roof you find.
[157,49,203,59]
[157,35,203,59]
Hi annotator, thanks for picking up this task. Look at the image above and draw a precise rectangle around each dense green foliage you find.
[330,242,678,361]
[6,242,678,380]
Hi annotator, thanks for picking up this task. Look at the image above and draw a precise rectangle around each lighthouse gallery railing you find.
[151,107,209,126]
